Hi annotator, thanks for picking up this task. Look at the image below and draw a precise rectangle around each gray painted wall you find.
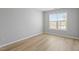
[0,8,43,46]
[43,8,79,37]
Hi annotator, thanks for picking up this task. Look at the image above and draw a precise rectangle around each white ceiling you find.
[37,8,56,11]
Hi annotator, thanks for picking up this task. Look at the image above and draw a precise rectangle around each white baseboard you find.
[0,33,42,48]
[49,33,79,40]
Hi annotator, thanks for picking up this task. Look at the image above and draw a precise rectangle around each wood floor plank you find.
[1,34,79,51]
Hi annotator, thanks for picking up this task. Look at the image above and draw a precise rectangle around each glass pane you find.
[49,14,58,21]
[49,14,58,29]
[58,23,67,30]
[58,21,61,29]
[57,13,67,30]
[60,26,66,30]
[49,12,67,30]
[57,13,67,21]
[49,21,57,29]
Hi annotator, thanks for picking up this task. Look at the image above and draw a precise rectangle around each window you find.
[49,13,67,30]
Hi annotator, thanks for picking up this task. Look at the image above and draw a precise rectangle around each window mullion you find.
[57,14,58,30]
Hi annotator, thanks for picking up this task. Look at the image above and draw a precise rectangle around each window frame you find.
[48,13,67,31]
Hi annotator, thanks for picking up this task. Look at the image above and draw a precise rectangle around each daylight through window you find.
[49,13,67,30]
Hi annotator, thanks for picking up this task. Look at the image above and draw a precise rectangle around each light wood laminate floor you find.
[9,34,79,51]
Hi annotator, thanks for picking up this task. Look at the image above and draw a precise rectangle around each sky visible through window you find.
[49,13,67,21]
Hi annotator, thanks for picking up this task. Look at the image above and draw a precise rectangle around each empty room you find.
[0,8,79,51]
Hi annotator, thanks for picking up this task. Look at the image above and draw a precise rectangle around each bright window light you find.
[49,13,67,30]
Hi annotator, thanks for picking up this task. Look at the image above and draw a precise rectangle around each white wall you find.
[43,8,79,37]
[0,8,43,46]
